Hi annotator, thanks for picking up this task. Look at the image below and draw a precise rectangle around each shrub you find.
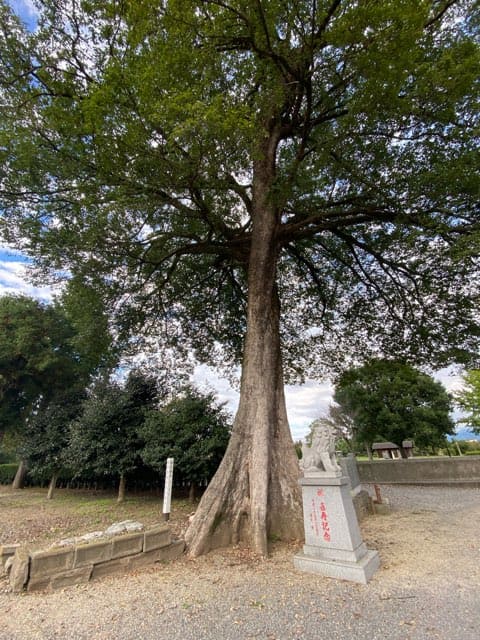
[0,463,19,484]
[0,450,16,464]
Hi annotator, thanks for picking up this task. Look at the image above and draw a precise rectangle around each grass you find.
[0,486,193,548]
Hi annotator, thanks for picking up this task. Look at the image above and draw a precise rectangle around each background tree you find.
[334,359,455,457]
[0,1,479,555]
[57,276,119,376]
[141,386,231,502]
[68,372,158,502]
[20,387,86,499]
[455,370,480,434]
[305,404,357,451]
[0,289,114,487]
[0,295,79,440]
[0,294,87,487]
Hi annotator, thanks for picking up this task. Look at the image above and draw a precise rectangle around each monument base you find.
[294,549,380,585]
[294,474,380,584]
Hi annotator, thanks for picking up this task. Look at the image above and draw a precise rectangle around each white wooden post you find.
[163,457,174,521]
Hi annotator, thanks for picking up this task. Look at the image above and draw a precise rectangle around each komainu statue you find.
[300,420,342,475]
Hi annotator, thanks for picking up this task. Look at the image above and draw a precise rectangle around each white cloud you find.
[192,363,332,441]
[434,366,464,394]
[0,259,55,301]
[285,380,334,440]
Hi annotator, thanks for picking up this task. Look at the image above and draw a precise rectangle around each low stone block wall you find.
[0,544,20,573]
[352,489,374,521]
[2,525,184,593]
[358,456,480,485]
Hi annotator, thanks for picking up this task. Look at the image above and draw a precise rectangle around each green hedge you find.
[0,451,17,464]
[0,463,19,485]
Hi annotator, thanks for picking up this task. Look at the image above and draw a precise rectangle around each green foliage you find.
[0,443,16,463]
[293,440,302,459]
[452,439,480,454]
[67,372,159,482]
[0,463,18,484]
[20,387,86,482]
[56,276,117,375]
[455,370,480,434]
[141,386,231,486]
[0,1,478,378]
[0,294,84,439]
[334,359,455,454]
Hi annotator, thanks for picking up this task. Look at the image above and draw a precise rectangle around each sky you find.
[8,0,37,30]
[1,0,475,441]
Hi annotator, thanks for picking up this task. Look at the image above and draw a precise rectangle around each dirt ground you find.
[1,483,479,581]
[0,484,479,640]
[0,486,193,550]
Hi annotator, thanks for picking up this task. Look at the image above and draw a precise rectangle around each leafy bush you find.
[0,463,19,484]
[141,386,231,491]
[0,450,16,464]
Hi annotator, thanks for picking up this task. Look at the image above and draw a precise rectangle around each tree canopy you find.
[334,359,455,456]
[1,1,478,371]
[20,386,86,497]
[67,371,159,501]
[0,294,85,440]
[141,386,231,498]
[0,0,479,555]
[455,369,480,434]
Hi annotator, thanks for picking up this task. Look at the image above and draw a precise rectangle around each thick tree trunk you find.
[117,473,126,503]
[47,473,57,500]
[12,459,27,490]
[185,129,303,557]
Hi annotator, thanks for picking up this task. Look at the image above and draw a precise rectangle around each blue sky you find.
[8,1,37,30]
[1,0,477,442]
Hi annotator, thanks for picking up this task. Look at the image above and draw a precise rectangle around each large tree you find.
[0,1,479,555]
[334,359,455,456]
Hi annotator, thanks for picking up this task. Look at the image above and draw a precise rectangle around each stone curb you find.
[7,525,184,594]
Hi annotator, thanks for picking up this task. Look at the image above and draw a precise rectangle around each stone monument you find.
[294,421,380,584]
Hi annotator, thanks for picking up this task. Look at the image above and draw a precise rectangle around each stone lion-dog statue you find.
[300,421,341,474]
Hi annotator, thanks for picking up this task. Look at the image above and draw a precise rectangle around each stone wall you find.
[357,456,480,485]
[338,453,374,521]
[1,525,184,593]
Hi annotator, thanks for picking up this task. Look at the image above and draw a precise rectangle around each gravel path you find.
[1,485,479,640]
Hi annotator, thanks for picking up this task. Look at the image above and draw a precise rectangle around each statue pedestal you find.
[294,475,380,584]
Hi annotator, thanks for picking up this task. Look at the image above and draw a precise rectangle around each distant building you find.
[372,441,414,459]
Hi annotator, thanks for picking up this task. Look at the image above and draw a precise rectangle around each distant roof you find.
[402,440,414,448]
[372,442,399,450]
